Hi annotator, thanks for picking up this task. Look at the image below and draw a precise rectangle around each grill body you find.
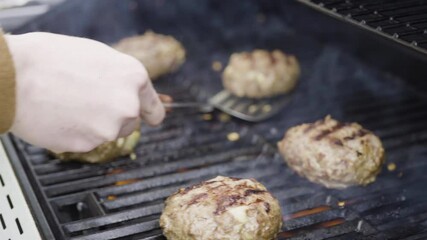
[4,0,427,239]
[0,140,43,240]
[296,0,427,94]
[301,0,427,53]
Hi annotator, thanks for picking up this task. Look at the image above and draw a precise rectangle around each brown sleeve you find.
[0,30,16,133]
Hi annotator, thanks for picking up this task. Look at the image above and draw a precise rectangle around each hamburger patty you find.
[53,130,140,163]
[114,31,186,80]
[222,49,300,99]
[160,176,282,240]
[278,116,385,189]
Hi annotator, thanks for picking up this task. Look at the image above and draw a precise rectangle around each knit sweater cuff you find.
[0,30,16,133]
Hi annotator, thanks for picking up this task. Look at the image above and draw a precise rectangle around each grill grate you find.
[299,0,427,53]
[10,84,427,239]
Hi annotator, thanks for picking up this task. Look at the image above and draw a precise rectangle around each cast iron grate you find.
[11,83,427,240]
[299,0,427,53]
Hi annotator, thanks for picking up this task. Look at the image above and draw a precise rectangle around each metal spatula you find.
[163,90,292,122]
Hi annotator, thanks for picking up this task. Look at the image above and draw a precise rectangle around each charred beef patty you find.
[278,116,385,189]
[53,131,140,163]
[160,176,282,240]
[222,49,300,99]
[114,31,186,80]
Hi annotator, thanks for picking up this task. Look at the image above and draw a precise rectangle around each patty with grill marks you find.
[278,116,385,189]
[222,49,300,99]
[114,31,186,80]
[160,176,282,240]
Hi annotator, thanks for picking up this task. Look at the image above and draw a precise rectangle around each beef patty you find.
[160,176,282,240]
[114,31,185,80]
[278,116,385,189]
[222,49,300,99]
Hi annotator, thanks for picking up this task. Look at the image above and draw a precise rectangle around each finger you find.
[158,94,173,112]
[139,80,165,126]
[158,94,173,103]
[117,117,141,138]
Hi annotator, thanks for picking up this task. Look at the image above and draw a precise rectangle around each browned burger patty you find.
[160,176,282,240]
[53,131,140,164]
[278,116,385,189]
[222,49,300,99]
[114,31,186,80]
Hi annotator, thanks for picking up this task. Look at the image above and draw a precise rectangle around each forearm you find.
[0,30,16,133]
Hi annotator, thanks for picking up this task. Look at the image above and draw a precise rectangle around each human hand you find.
[5,32,165,153]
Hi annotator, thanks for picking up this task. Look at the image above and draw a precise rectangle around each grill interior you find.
[7,0,427,239]
[299,0,427,54]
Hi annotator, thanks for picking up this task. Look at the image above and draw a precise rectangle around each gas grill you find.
[2,0,427,239]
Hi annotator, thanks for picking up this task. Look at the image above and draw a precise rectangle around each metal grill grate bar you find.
[69,220,158,240]
[64,204,162,234]
[45,147,264,198]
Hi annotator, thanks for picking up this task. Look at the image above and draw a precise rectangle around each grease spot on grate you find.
[201,113,213,121]
[227,132,240,142]
[387,163,396,171]
[219,113,231,122]
[284,205,331,220]
[262,104,272,113]
[211,61,223,71]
